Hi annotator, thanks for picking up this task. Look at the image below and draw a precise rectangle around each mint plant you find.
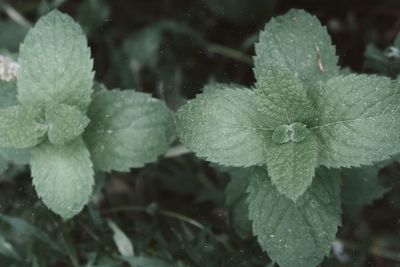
[0,11,175,219]
[176,9,400,267]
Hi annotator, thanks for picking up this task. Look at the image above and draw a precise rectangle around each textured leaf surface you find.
[17,10,93,110]
[176,85,270,167]
[254,9,338,89]
[311,75,400,168]
[341,166,388,207]
[0,106,47,148]
[84,90,175,172]
[46,104,90,145]
[255,64,315,127]
[247,168,341,267]
[0,81,30,161]
[31,139,94,219]
[266,134,320,201]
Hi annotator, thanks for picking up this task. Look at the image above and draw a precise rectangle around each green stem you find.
[207,43,253,65]
[1,2,31,28]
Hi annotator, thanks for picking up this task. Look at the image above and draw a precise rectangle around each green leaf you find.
[17,10,94,110]
[46,103,90,145]
[311,74,400,168]
[247,168,341,267]
[341,166,389,207]
[254,9,338,89]
[31,139,94,219]
[224,167,253,236]
[84,90,175,172]
[255,64,316,127]
[266,134,320,201]
[176,85,270,167]
[108,220,134,256]
[0,105,47,148]
[0,236,20,260]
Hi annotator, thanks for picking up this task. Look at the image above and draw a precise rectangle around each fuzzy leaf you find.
[255,64,316,127]
[31,139,94,219]
[176,85,270,167]
[311,74,400,168]
[254,9,338,89]
[266,134,320,201]
[247,168,341,267]
[84,90,175,172]
[17,10,93,110]
[0,106,47,148]
[46,104,90,145]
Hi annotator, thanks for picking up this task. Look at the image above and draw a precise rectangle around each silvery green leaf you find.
[266,133,320,201]
[247,168,341,267]
[255,64,316,127]
[31,139,94,219]
[311,74,400,168]
[254,9,338,90]
[176,85,270,167]
[17,10,94,110]
[46,103,90,145]
[84,90,175,172]
[0,105,47,148]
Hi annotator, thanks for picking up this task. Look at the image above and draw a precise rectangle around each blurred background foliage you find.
[0,0,400,266]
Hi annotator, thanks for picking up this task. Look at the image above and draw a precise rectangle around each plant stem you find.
[207,43,253,65]
[1,2,31,28]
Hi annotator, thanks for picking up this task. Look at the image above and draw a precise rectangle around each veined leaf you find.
[176,85,270,167]
[0,81,33,163]
[17,10,94,110]
[312,74,400,168]
[254,9,338,90]
[46,103,90,145]
[31,139,94,219]
[255,64,316,127]
[0,105,47,148]
[84,90,175,172]
[266,133,320,201]
[247,168,341,267]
